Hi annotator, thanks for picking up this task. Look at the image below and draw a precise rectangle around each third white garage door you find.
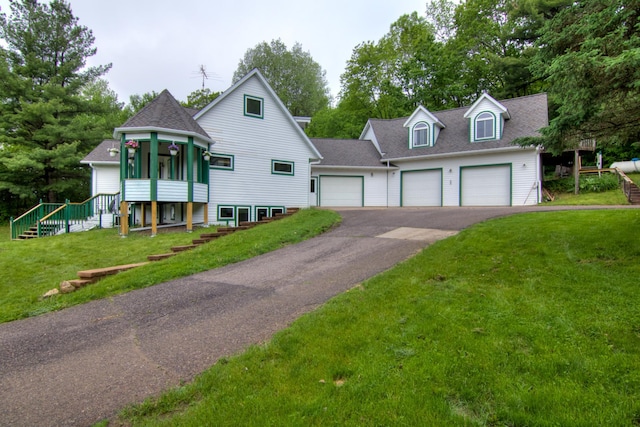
[319,176,363,207]
[401,169,442,206]
[460,165,511,206]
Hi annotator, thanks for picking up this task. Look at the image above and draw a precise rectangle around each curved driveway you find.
[0,206,633,426]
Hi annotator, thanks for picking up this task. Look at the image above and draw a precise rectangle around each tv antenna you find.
[198,64,208,89]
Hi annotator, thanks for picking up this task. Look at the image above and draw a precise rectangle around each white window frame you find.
[475,112,495,140]
[412,122,430,147]
[210,153,234,170]
[272,160,294,176]
[244,95,264,119]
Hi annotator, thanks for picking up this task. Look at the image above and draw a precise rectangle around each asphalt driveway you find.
[0,206,632,426]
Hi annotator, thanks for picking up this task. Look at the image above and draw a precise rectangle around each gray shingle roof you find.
[81,139,120,164]
[372,92,548,160]
[311,138,386,167]
[120,90,210,139]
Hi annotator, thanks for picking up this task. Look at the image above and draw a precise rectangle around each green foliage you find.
[545,173,621,194]
[114,210,640,426]
[124,91,160,116]
[529,0,640,154]
[0,0,113,212]
[233,39,330,117]
[181,88,220,110]
[0,209,340,323]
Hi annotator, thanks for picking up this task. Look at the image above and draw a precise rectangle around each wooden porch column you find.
[151,201,158,236]
[140,203,146,227]
[203,203,209,227]
[187,202,193,232]
[119,201,129,236]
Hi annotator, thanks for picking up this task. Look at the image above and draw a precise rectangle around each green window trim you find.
[272,160,294,176]
[209,153,234,170]
[412,122,430,148]
[474,111,496,141]
[244,95,264,119]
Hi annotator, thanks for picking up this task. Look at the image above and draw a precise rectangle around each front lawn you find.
[112,209,640,426]
[0,209,341,324]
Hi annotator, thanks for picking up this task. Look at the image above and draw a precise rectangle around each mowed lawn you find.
[107,209,640,426]
[0,209,341,323]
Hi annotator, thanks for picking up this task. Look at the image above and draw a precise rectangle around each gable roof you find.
[371,93,547,161]
[195,68,322,159]
[81,139,120,164]
[463,92,511,119]
[403,105,446,128]
[114,90,214,144]
[311,138,388,168]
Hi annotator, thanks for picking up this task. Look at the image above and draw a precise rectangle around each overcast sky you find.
[0,0,427,105]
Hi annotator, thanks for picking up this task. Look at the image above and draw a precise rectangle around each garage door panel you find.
[461,165,511,206]
[320,176,363,207]
[402,170,442,206]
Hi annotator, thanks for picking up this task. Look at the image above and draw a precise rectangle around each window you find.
[413,122,429,147]
[310,178,316,193]
[218,206,234,220]
[210,154,234,170]
[272,160,294,175]
[475,112,495,140]
[244,95,264,118]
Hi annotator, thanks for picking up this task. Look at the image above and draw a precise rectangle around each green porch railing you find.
[9,193,120,240]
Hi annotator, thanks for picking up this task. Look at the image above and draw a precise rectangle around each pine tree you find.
[0,0,112,209]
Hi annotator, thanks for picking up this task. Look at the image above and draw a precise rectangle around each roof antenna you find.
[198,64,208,90]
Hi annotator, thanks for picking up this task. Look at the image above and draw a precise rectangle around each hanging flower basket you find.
[203,150,212,161]
[125,140,139,155]
[107,147,120,157]
[168,143,180,156]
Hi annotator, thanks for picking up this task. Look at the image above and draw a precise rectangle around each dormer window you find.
[475,112,495,140]
[413,122,430,147]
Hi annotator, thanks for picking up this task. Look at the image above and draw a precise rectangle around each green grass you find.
[543,188,629,205]
[111,209,640,426]
[0,209,341,324]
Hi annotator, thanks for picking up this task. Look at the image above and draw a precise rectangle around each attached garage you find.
[319,176,363,207]
[401,169,442,206]
[460,164,511,206]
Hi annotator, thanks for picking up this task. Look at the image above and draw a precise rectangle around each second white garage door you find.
[319,176,363,207]
[401,169,442,206]
[460,165,511,206]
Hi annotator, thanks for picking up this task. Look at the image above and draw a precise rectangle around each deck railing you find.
[10,193,119,239]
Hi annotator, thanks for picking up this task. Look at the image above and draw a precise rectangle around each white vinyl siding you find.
[319,176,363,207]
[460,165,511,206]
[197,75,315,218]
[401,169,442,206]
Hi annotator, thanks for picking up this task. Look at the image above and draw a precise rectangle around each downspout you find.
[386,160,390,208]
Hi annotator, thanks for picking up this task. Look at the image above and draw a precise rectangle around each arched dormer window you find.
[413,122,430,147]
[475,112,495,140]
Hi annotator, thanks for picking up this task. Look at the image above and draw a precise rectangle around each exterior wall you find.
[393,148,539,206]
[197,75,316,223]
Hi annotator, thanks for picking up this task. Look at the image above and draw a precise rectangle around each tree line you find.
[0,0,638,220]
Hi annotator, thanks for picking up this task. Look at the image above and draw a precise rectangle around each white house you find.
[310,92,548,207]
[82,70,548,235]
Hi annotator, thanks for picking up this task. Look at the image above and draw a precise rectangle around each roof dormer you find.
[464,93,510,142]
[403,105,445,149]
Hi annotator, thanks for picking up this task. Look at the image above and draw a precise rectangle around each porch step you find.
[628,184,640,204]
[77,262,149,279]
[61,279,95,289]
[148,253,177,261]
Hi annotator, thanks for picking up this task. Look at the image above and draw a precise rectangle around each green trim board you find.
[209,153,234,170]
[459,163,512,206]
[244,94,264,119]
[271,159,295,176]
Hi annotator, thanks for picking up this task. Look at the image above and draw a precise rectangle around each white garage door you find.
[320,176,363,207]
[402,170,442,206]
[461,165,511,206]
